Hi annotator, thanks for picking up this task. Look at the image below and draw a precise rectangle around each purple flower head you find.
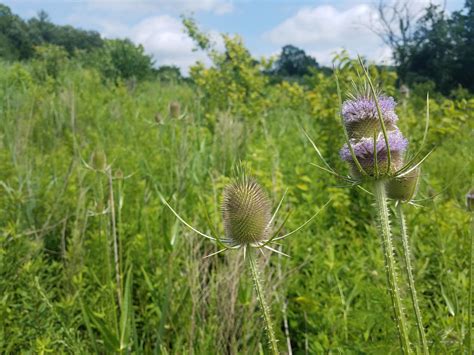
[340,129,408,176]
[342,96,398,125]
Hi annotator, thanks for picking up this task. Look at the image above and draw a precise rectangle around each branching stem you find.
[397,203,429,354]
[374,180,411,354]
[248,249,279,355]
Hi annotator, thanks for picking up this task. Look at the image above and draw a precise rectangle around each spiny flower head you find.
[342,96,398,139]
[339,130,408,177]
[222,176,272,245]
[169,101,181,118]
[386,167,421,202]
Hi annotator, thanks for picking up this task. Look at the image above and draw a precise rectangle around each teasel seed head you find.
[339,129,408,177]
[386,167,421,202]
[91,150,107,171]
[342,95,399,139]
[169,101,180,118]
[222,177,272,245]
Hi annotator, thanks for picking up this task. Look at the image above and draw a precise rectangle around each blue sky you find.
[3,0,466,73]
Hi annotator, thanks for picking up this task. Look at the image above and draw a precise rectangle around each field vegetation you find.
[0,3,473,354]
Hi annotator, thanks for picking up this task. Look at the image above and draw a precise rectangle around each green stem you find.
[248,248,279,355]
[397,203,429,354]
[374,180,411,354]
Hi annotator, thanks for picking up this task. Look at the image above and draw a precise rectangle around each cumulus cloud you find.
[91,15,222,75]
[263,4,392,65]
[128,16,208,73]
[85,0,233,15]
[263,0,452,65]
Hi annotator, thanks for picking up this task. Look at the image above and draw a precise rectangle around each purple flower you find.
[340,129,408,161]
[340,130,408,176]
[342,96,398,124]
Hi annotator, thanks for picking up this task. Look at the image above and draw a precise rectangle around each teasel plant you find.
[159,167,329,354]
[304,58,433,354]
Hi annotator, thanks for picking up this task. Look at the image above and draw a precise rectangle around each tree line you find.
[0,2,472,93]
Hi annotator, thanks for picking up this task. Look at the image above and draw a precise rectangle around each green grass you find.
[0,59,472,353]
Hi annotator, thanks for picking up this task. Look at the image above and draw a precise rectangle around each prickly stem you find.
[374,180,412,354]
[248,249,279,355]
[397,203,429,354]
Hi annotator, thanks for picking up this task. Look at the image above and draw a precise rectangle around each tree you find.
[450,0,474,92]
[272,45,319,77]
[372,0,424,84]
[85,39,154,82]
[374,0,474,93]
[404,5,455,92]
[0,5,33,59]
[154,65,183,82]
[28,11,103,55]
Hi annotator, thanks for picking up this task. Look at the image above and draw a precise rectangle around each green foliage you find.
[101,39,154,81]
[184,17,270,120]
[32,43,69,79]
[154,65,183,83]
[79,39,154,83]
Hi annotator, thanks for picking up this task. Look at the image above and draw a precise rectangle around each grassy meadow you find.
[0,48,473,354]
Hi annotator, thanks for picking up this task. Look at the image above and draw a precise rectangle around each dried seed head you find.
[222,177,272,244]
[169,101,180,118]
[339,130,408,177]
[386,167,421,202]
[342,96,399,139]
[466,189,474,212]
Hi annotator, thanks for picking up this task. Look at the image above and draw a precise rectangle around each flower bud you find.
[222,177,271,244]
[386,167,421,202]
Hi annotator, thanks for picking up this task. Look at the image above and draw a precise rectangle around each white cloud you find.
[129,16,208,73]
[85,0,233,15]
[263,4,393,65]
[90,15,223,75]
